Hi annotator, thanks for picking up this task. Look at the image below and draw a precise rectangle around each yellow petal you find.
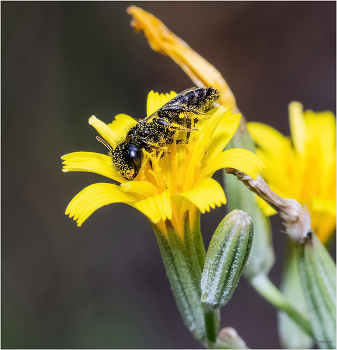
[311,197,336,216]
[147,90,177,117]
[289,102,306,156]
[247,122,288,159]
[312,212,336,244]
[174,178,226,213]
[304,110,336,181]
[201,148,265,180]
[66,183,137,226]
[321,160,336,200]
[202,111,241,165]
[89,115,119,149]
[120,181,159,198]
[254,147,301,199]
[255,195,277,216]
[184,106,226,191]
[170,195,192,238]
[61,152,126,183]
[171,195,190,217]
[127,6,236,110]
[248,122,302,188]
[305,109,336,155]
[146,91,156,117]
[134,190,172,223]
[108,114,137,137]
[159,148,173,189]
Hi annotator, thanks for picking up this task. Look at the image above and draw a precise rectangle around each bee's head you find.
[111,143,143,181]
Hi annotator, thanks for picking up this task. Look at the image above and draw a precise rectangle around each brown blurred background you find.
[2,2,335,348]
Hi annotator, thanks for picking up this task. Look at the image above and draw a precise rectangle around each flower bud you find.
[217,327,247,349]
[201,210,253,312]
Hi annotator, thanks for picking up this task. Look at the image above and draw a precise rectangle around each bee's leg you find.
[176,139,189,145]
[153,146,171,159]
[154,145,170,154]
[184,111,210,122]
[171,122,198,132]
[143,140,171,155]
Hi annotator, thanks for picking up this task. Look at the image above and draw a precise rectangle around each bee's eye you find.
[128,144,142,170]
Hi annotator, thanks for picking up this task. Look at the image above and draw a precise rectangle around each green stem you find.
[250,274,314,338]
[204,310,217,345]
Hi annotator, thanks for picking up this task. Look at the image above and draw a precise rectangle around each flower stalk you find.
[204,311,217,345]
[250,274,313,338]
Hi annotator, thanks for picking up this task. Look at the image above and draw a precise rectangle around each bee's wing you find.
[159,89,195,108]
[141,95,182,123]
[152,88,197,112]
[141,88,201,122]
[141,111,159,123]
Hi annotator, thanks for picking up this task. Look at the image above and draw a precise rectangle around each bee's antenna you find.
[96,136,112,151]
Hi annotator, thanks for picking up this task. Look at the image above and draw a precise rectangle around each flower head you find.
[248,102,336,243]
[62,90,263,237]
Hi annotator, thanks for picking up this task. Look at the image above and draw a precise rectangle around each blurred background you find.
[2,2,335,348]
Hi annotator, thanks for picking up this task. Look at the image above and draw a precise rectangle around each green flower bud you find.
[201,209,254,312]
[298,234,336,349]
[216,327,248,349]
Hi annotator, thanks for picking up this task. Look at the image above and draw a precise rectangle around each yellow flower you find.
[62,90,264,238]
[248,102,336,243]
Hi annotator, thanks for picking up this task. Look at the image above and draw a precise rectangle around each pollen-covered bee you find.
[97,87,221,180]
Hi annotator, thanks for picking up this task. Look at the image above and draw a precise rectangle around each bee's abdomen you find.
[173,87,220,112]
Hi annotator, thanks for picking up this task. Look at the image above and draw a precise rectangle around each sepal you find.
[151,212,221,344]
[278,238,314,349]
[298,233,336,349]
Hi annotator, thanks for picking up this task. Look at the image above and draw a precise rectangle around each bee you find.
[96,87,221,180]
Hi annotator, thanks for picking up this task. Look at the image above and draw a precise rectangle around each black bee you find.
[97,87,221,180]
